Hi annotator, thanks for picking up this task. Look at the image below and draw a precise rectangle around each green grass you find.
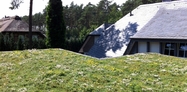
[0,49,187,91]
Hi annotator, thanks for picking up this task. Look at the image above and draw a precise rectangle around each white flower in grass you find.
[81,83,88,87]
[55,64,61,68]
[146,87,153,91]
[74,80,78,84]
[10,88,16,91]
[122,78,131,84]
[178,66,187,73]
[58,79,64,83]
[90,84,94,87]
[131,73,137,76]
[160,69,166,72]
[18,87,27,92]
[153,75,159,78]
[112,81,117,84]
[78,71,84,76]
[46,78,51,81]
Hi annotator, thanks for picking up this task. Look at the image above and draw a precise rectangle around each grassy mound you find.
[0,49,187,91]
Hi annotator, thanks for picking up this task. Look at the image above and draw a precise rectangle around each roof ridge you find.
[138,0,187,8]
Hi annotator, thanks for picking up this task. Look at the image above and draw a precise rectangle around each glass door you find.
[179,43,187,57]
[164,43,175,56]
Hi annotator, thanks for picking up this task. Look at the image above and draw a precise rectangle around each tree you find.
[33,12,45,31]
[80,3,97,29]
[96,0,112,24]
[23,12,46,32]
[9,0,23,10]
[29,0,33,49]
[108,3,122,23]
[46,0,66,48]
[10,0,33,49]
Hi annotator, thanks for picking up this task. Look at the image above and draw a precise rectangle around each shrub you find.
[17,35,25,50]
[32,36,39,48]
[0,33,4,51]
[0,34,47,51]
[65,38,83,52]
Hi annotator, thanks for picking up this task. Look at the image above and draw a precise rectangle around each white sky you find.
[0,0,127,19]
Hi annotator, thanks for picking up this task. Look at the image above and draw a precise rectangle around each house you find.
[79,0,187,58]
[79,23,113,54]
[0,16,45,40]
[125,1,187,58]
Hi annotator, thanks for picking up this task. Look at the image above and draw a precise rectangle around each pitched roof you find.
[131,1,187,39]
[0,18,14,32]
[0,16,39,32]
[79,23,113,53]
[87,1,187,58]
[89,23,113,35]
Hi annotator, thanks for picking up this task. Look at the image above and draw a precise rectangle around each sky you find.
[0,0,127,19]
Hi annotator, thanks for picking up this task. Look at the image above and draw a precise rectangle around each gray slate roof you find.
[132,2,187,39]
[89,23,113,35]
[86,1,187,58]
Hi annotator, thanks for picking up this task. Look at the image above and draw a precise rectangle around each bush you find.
[38,38,46,49]
[0,34,47,51]
[0,33,4,51]
[32,36,39,48]
[0,33,16,51]
[17,35,25,50]
[65,38,83,52]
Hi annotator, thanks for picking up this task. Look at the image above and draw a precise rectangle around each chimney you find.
[15,16,21,20]
[130,11,133,16]
[162,0,171,2]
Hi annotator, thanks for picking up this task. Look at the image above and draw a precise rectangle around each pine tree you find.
[46,0,66,48]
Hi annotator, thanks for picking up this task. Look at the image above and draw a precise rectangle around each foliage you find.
[0,34,45,51]
[65,38,83,52]
[79,25,98,41]
[0,49,187,91]
[17,35,25,50]
[46,0,66,48]
[0,33,4,51]
[22,12,46,32]
[9,0,23,10]
[0,33,15,51]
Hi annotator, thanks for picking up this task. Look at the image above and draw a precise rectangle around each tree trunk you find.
[29,0,33,49]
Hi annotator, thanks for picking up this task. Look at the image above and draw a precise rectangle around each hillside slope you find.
[0,49,187,91]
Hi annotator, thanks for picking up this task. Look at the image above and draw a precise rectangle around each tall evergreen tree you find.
[46,0,66,48]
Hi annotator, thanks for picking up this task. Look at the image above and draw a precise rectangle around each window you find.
[164,43,175,56]
[179,43,187,57]
[94,36,100,43]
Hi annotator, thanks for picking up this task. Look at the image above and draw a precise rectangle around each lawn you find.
[0,49,187,91]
